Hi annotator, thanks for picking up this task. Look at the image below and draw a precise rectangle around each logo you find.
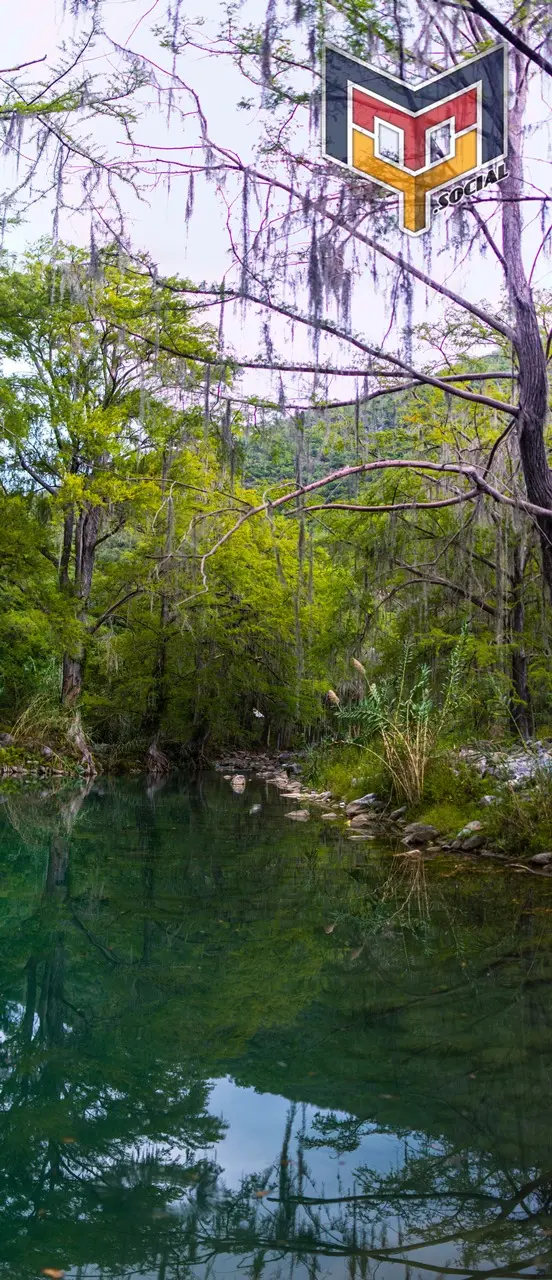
[323,44,508,236]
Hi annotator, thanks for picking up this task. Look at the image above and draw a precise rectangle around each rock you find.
[284,809,310,821]
[457,740,552,789]
[41,745,53,758]
[345,802,379,817]
[0,733,14,747]
[347,833,375,841]
[349,813,376,828]
[390,806,407,820]
[530,851,552,866]
[461,833,485,851]
[249,804,261,814]
[230,774,247,792]
[457,821,483,837]
[345,793,379,813]
[321,812,338,820]
[481,795,497,805]
[402,823,439,844]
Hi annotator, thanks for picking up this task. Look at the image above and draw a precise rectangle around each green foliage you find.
[302,741,389,799]
[332,633,470,802]
[0,243,550,769]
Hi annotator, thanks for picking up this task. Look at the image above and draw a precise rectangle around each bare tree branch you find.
[180,288,519,415]
[462,0,552,78]
[286,490,479,515]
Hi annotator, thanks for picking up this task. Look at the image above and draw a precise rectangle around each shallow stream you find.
[1,773,552,1280]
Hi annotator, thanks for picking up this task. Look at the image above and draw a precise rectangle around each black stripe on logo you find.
[324,45,506,169]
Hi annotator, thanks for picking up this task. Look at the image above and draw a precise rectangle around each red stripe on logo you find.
[352,86,477,171]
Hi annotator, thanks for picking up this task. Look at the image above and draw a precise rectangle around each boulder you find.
[349,813,376,828]
[345,794,380,816]
[402,823,439,844]
[530,851,552,866]
[284,810,310,821]
[390,806,407,820]
[456,820,483,838]
[230,774,247,792]
[461,833,485,851]
[321,812,338,820]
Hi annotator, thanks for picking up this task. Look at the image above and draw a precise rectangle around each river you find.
[1,772,552,1280]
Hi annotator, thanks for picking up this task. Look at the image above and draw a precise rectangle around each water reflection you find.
[0,775,551,1279]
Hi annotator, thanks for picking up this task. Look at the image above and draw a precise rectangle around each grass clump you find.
[331,634,470,804]
[302,743,388,800]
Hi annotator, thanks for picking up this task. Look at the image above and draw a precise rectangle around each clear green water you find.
[2,773,552,1280]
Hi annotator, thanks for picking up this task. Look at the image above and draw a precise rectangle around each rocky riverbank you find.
[458,741,552,786]
[214,747,552,876]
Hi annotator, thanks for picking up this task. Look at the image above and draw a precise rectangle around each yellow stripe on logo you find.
[352,129,478,233]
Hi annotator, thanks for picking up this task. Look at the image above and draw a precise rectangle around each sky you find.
[2,0,552,410]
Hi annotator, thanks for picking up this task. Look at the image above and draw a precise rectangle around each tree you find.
[0,241,214,744]
[113,0,552,605]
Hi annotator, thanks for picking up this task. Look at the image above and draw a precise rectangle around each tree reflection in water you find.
[0,775,551,1279]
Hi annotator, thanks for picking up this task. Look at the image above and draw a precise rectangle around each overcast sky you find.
[3,0,552,409]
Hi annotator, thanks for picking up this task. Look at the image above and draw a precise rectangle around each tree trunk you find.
[144,452,173,766]
[66,709,97,775]
[60,503,102,709]
[508,537,532,738]
[62,651,84,705]
[502,49,552,598]
[294,414,305,722]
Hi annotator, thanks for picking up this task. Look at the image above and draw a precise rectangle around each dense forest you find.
[0,241,549,775]
[0,0,551,808]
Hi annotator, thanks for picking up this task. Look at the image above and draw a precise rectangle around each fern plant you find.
[335,631,469,803]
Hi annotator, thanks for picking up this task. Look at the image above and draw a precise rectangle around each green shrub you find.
[332,634,470,804]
